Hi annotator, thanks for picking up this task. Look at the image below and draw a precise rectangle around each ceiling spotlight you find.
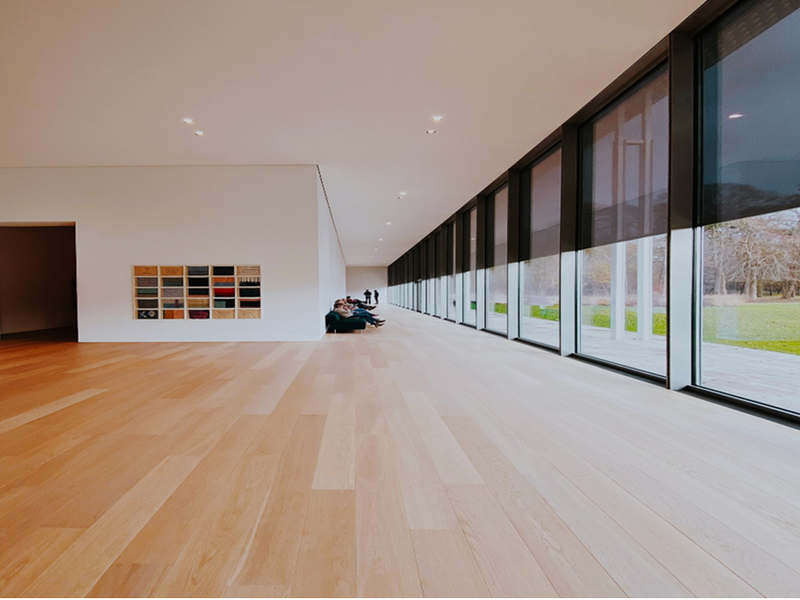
[194,130,204,136]
[182,117,194,124]
[431,115,444,122]
[399,191,407,196]
[426,129,437,134]
[386,222,392,225]
[379,238,383,241]
[728,113,744,119]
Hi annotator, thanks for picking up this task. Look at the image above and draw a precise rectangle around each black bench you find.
[325,311,367,333]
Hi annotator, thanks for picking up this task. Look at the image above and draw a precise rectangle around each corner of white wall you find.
[317,170,346,339]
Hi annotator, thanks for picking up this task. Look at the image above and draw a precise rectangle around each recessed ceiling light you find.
[728,113,744,119]
[398,191,407,196]
[426,129,437,134]
[386,222,392,225]
[431,115,444,122]
[194,130,204,136]
[379,238,383,241]
[182,117,194,124]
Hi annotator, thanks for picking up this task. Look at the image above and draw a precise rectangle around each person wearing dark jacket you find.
[346,295,374,310]
[373,289,380,304]
[364,289,372,303]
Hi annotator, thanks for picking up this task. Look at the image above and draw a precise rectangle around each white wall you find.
[0,165,330,342]
[347,266,387,303]
[317,173,346,333]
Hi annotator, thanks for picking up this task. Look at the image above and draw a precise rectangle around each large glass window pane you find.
[520,149,561,347]
[432,233,441,317]
[464,208,478,326]
[699,0,800,412]
[579,67,669,375]
[447,222,457,320]
[486,187,509,334]
[420,245,428,313]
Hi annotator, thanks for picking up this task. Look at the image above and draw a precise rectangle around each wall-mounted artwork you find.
[133,265,261,320]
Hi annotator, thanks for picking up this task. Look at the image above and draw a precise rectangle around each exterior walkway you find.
[520,315,800,413]
[1,306,800,596]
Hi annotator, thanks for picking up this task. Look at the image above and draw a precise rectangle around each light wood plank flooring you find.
[2,308,800,597]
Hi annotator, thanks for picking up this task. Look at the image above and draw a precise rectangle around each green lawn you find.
[581,302,800,356]
[581,305,667,336]
[529,305,560,321]
[703,303,800,355]
[506,300,800,356]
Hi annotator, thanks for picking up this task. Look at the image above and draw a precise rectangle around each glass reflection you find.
[699,0,800,411]
[578,68,669,375]
[520,149,562,347]
[486,187,509,334]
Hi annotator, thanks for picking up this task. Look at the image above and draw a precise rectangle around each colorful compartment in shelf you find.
[187,299,209,309]
[160,266,184,276]
[240,299,261,308]
[237,265,260,276]
[214,288,235,297]
[214,299,235,308]
[213,277,234,286]
[239,288,260,297]
[162,277,184,287]
[134,266,158,276]
[213,266,235,276]
[187,277,209,287]
[163,310,185,319]
[136,309,158,319]
[213,309,235,319]
[187,288,209,297]
[137,299,159,309]
[188,309,210,319]
[163,288,184,298]
[162,300,184,309]
[187,266,209,276]
[238,277,260,286]
[238,308,261,319]
[136,277,158,287]
[136,288,158,297]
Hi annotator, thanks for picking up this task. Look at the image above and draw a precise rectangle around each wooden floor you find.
[2,307,800,597]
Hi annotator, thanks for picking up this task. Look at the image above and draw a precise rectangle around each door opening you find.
[0,224,77,341]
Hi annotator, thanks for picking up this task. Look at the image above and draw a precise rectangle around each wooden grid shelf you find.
[133,265,261,320]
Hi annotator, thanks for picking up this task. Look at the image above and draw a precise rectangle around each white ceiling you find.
[0,0,705,266]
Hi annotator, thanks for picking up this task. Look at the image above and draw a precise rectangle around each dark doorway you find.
[0,224,77,340]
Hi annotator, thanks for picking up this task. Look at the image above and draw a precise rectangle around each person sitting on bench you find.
[346,295,375,310]
[334,301,384,327]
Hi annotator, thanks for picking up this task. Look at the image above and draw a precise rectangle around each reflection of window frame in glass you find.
[485,185,509,335]
[519,146,562,349]
[577,63,670,377]
[447,220,457,321]
[463,207,479,327]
